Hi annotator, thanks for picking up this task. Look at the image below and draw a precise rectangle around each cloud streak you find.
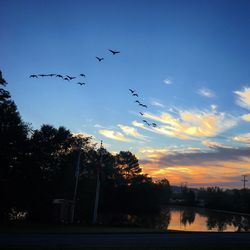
[241,113,250,122]
[233,133,250,145]
[235,86,250,110]
[133,109,237,140]
[99,130,131,142]
[118,124,148,140]
[197,88,215,98]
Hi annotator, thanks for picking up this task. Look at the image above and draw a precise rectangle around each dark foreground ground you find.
[1,232,250,250]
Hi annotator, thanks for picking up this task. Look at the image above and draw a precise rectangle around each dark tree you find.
[0,71,29,223]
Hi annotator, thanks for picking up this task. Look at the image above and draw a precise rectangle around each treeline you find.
[172,186,250,214]
[0,71,171,224]
[198,187,250,213]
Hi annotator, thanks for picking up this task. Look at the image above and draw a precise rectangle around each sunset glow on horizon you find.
[2,0,250,188]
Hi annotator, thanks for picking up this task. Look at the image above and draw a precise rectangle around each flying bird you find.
[139,112,144,116]
[38,74,47,77]
[132,93,138,97]
[64,77,70,81]
[129,89,135,94]
[96,57,104,62]
[143,120,151,126]
[56,74,63,78]
[30,74,38,78]
[77,82,86,86]
[66,75,76,80]
[80,74,86,77]
[109,49,120,55]
[152,123,157,127]
[140,104,147,108]
[135,100,141,104]
[48,74,55,77]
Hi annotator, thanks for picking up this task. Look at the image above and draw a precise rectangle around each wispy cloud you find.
[94,124,104,128]
[151,100,165,108]
[210,104,217,111]
[133,109,237,140]
[202,140,231,149]
[163,78,172,85]
[117,124,148,140]
[235,86,250,109]
[241,113,250,122]
[197,87,215,98]
[99,130,131,142]
[233,133,250,145]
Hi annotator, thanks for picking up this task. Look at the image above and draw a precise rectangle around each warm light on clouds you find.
[233,133,250,145]
[117,124,148,140]
[138,145,250,188]
[241,113,250,121]
[235,86,250,109]
[134,109,237,140]
[198,87,215,98]
[202,140,223,148]
[99,130,130,142]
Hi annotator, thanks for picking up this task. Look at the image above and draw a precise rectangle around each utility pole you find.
[93,141,106,224]
[241,175,248,190]
[70,140,82,223]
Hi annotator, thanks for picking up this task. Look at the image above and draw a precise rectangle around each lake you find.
[165,206,250,232]
[100,206,250,232]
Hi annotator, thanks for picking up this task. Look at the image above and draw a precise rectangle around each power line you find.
[241,175,248,189]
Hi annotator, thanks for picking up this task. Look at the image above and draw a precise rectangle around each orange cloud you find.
[138,146,250,188]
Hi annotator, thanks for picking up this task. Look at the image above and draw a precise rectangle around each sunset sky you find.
[1,0,250,188]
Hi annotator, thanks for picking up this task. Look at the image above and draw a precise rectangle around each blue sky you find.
[1,0,250,188]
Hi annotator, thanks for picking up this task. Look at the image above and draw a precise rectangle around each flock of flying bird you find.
[30,73,87,86]
[128,89,158,128]
[29,50,121,86]
[29,48,158,129]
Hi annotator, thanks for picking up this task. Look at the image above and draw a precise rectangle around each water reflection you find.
[166,206,250,232]
[100,206,250,232]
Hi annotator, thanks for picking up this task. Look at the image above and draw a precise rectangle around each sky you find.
[1,0,250,188]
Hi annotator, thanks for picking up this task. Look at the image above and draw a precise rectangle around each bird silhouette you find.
[96,57,104,62]
[77,82,86,86]
[135,100,141,104]
[109,49,120,55]
[129,89,135,94]
[80,74,86,77]
[152,123,157,127]
[140,104,147,108]
[133,93,139,97]
[139,112,144,116]
[30,74,38,78]
[48,74,55,77]
[66,75,76,80]
[38,74,47,77]
[56,74,63,78]
[64,77,70,81]
[143,120,151,126]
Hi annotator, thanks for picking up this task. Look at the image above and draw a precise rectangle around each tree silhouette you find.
[0,71,29,223]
